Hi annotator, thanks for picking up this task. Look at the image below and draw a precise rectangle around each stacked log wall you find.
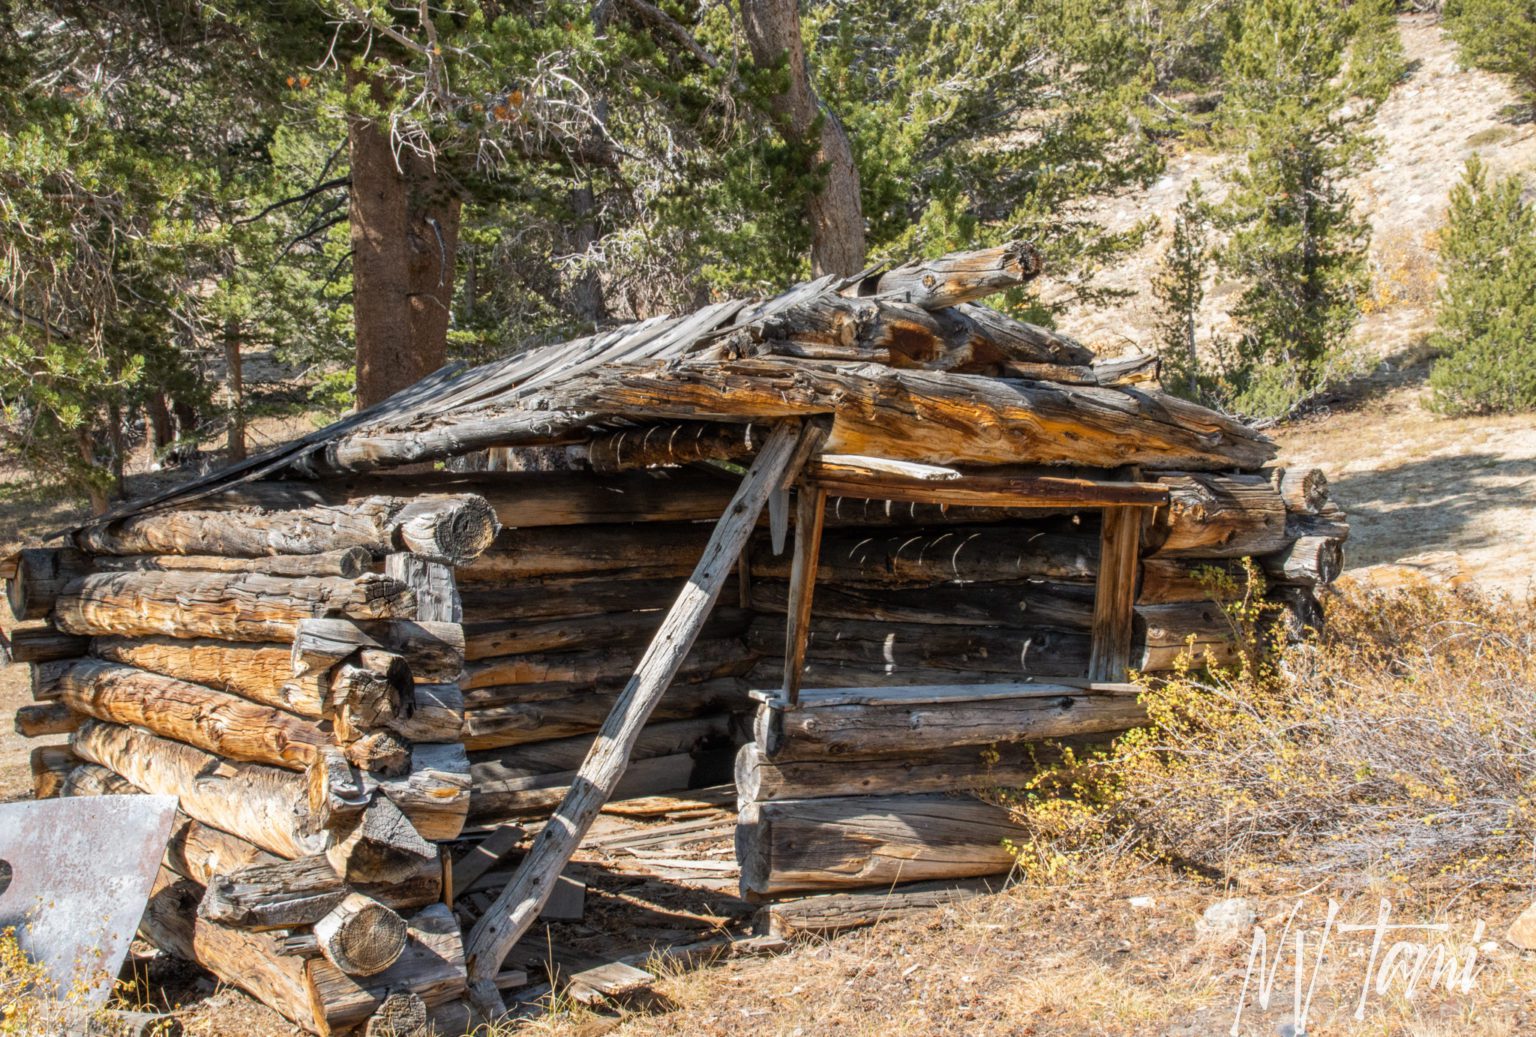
[2,494,505,1033]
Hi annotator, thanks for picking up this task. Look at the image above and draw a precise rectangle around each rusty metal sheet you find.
[0,794,179,1009]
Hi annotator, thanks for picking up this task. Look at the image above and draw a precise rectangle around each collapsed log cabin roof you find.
[86,242,1274,527]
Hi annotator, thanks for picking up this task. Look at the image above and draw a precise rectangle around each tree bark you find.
[739,0,865,276]
[349,76,463,409]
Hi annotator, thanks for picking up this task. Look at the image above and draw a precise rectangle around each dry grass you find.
[1006,583,1536,895]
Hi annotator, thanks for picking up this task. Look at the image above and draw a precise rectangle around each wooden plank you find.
[784,681,1134,709]
[451,823,526,896]
[782,486,826,706]
[462,421,819,1018]
[1089,506,1143,682]
[804,463,1169,509]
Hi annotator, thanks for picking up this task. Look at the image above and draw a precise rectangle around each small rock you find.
[1196,897,1257,938]
[1128,895,1157,910]
[1505,902,1536,949]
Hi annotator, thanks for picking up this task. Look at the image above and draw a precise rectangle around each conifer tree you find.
[1444,0,1536,103]
[1212,0,1400,418]
[1428,156,1536,415]
[1153,182,1214,400]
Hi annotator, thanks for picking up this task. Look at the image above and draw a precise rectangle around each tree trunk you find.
[739,0,865,276]
[349,76,463,409]
[224,315,247,462]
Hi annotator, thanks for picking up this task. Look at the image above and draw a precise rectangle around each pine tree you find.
[1444,0,1536,104]
[1428,156,1536,415]
[1212,0,1400,418]
[1152,182,1214,400]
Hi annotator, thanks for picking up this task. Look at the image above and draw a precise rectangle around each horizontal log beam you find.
[56,572,415,643]
[737,794,1027,896]
[803,460,1169,509]
[94,547,373,578]
[7,625,89,663]
[57,660,327,770]
[761,878,1000,937]
[94,636,323,717]
[457,523,714,584]
[75,494,498,565]
[461,608,749,661]
[5,547,92,621]
[1147,472,1290,558]
[865,241,1043,309]
[461,637,753,691]
[291,618,465,683]
[761,684,1146,756]
[751,526,1098,587]
[72,720,327,859]
[460,678,748,751]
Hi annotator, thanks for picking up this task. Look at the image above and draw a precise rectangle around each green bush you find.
[1428,157,1536,415]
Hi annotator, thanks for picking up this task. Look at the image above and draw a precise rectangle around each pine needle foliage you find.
[1428,156,1536,415]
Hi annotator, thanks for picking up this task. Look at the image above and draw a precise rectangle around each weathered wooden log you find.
[384,552,461,623]
[737,794,1027,896]
[467,715,732,785]
[1259,534,1343,586]
[14,700,79,737]
[56,572,415,643]
[1136,601,1240,668]
[1268,585,1325,642]
[60,761,140,797]
[139,872,320,1033]
[71,720,327,858]
[207,471,741,528]
[292,619,465,684]
[329,649,413,739]
[304,903,466,1037]
[344,730,412,776]
[764,685,1145,757]
[29,743,77,799]
[460,678,748,751]
[751,578,1096,631]
[864,241,1042,309]
[28,658,75,701]
[1137,557,1257,605]
[293,360,1274,478]
[461,637,753,692]
[166,817,278,886]
[1147,473,1290,558]
[1288,505,1349,542]
[325,794,439,886]
[314,893,409,978]
[583,422,765,473]
[461,608,750,661]
[463,421,818,1015]
[200,854,356,930]
[93,636,324,717]
[733,738,1089,801]
[377,743,472,842]
[458,523,714,584]
[75,494,497,565]
[387,683,464,743]
[7,625,89,663]
[747,296,1090,372]
[469,751,703,823]
[5,547,92,621]
[1274,467,1330,515]
[56,660,327,770]
[749,616,1094,680]
[761,878,1001,937]
[751,526,1098,587]
[458,575,739,624]
[94,547,373,578]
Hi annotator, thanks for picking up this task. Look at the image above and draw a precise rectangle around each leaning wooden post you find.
[462,419,825,1018]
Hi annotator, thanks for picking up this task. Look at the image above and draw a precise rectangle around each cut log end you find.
[315,893,409,977]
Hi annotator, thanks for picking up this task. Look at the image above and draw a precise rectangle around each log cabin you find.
[2,243,1347,1032]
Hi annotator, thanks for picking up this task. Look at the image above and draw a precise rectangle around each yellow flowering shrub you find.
[1004,576,1536,890]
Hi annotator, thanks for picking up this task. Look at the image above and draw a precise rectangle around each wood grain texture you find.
[56,571,415,642]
